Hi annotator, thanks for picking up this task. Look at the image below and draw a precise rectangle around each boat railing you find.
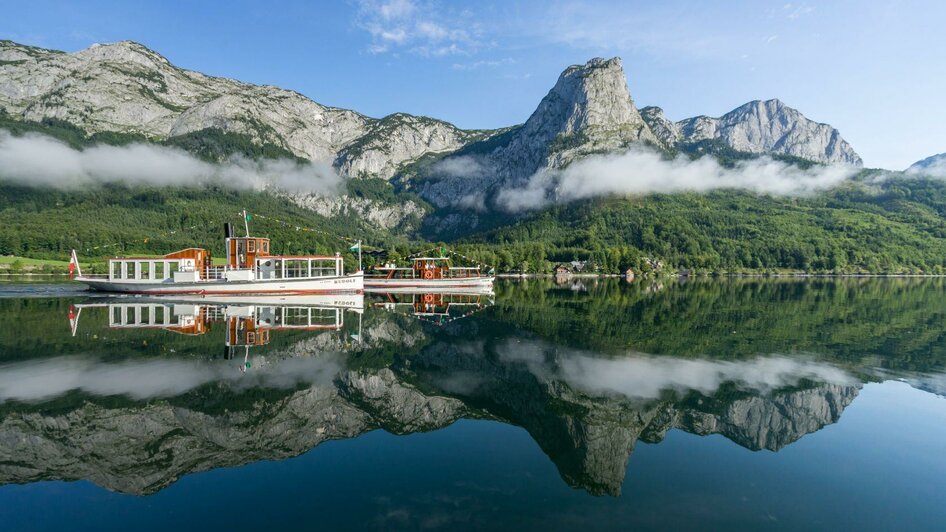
[203,266,227,280]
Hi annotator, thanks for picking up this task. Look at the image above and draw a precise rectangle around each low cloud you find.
[430,154,488,178]
[496,147,857,211]
[557,352,855,400]
[0,354,343,403]
[0,131,343,194]
[906,156,946,178]
[495,338,855,400]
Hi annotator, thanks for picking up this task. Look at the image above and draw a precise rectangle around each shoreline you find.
[496,273,946,279]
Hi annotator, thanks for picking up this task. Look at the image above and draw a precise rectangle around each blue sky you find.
[2,0,944,169]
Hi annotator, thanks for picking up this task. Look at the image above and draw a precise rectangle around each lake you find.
[0,278,944,530]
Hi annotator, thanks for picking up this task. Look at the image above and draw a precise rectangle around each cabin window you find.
[168,261,179,273]
[247,240,256,253]
[311,260,335,277]
[283,307,311,326]
[140,262,151,280]
[140,306,150,323]
[112,261,122,280]
[154,305,165,324]
[112,306,122,325]
[285,259,308,278]
[154,262,164,279]
[262,241,269,253]
[127,306,136,324]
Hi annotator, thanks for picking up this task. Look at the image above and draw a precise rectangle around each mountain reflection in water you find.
[0,279,944,502]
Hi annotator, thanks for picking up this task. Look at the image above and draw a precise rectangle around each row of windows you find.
[244,240,270,253]
[260,259,340,279]
[110,261,180,280]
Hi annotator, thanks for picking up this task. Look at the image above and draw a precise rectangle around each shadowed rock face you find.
[403,341,861,496]
[0,368,469,495]
[0,343,860,498]
[0,297,864,499]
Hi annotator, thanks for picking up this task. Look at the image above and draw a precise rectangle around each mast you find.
[242,209,250,237]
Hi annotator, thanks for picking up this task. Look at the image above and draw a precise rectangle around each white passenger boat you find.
[72,222,363,295]
[365,257,494,291]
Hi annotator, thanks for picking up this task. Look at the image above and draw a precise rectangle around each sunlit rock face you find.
[0,41,475,179]
[641,100,862,165]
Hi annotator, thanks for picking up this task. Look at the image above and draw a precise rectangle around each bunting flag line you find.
[85,221,220,253]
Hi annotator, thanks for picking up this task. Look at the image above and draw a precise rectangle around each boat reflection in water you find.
[69,293,365,371]
[368,288,494,327]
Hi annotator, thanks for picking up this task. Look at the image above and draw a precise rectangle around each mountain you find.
[414,57,660,207]
[640,100,862,165]
[0,39,488,180]
[1,39,860,188]
[907,152,946,176]
[6,39,946,274]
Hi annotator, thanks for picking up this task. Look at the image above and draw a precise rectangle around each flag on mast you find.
[349,242,360,252]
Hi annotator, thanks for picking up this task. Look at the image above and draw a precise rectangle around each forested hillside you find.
[453,173,946,274]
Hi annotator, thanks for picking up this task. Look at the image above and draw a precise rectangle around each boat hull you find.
[76,272,364,295]
[364,276,494,292]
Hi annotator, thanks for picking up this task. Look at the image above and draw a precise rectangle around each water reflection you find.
[0,279,944,499]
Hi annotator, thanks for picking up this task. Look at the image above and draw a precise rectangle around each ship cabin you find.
[106,248,213,283]
[104,223,346,284]
[373,257,483,280]
[102,301,210,336]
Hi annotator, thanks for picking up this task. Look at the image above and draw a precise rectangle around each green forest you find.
[454,173,946,274]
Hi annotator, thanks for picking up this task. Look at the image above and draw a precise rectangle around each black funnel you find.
[224,223,233,239]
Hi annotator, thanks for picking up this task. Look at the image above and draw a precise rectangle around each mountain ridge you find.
[640,99,862,165]
[1,39,861,187]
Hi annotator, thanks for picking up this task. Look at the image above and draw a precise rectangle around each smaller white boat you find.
[365,256,494,291]
[72,221,363,295]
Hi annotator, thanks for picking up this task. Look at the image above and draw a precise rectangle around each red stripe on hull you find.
[100,288,364,296]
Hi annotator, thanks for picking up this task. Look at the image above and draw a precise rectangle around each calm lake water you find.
[0,278,944,530]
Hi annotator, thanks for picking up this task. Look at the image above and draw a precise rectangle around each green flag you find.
[349,242,361,252]
[245,213,252,221]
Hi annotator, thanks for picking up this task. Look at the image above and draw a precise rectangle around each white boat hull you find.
[364,276,494,292]
[76,272,364,295]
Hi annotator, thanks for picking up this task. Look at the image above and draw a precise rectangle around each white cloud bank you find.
[496,147,858,211]
[906,155,946,178]
[0,131,343,194]
[0,355,343,403]
[496,338,856,401]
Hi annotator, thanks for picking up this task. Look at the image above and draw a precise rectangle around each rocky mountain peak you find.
[641,98,862,165]
[78,40,172,67]
[524,56,658,149]
[414,56,661,207]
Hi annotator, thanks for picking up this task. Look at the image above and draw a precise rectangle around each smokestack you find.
[224,223,233,239]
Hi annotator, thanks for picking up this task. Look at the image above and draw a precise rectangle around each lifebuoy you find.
[423,294,435,303]
[423,270,434,279]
